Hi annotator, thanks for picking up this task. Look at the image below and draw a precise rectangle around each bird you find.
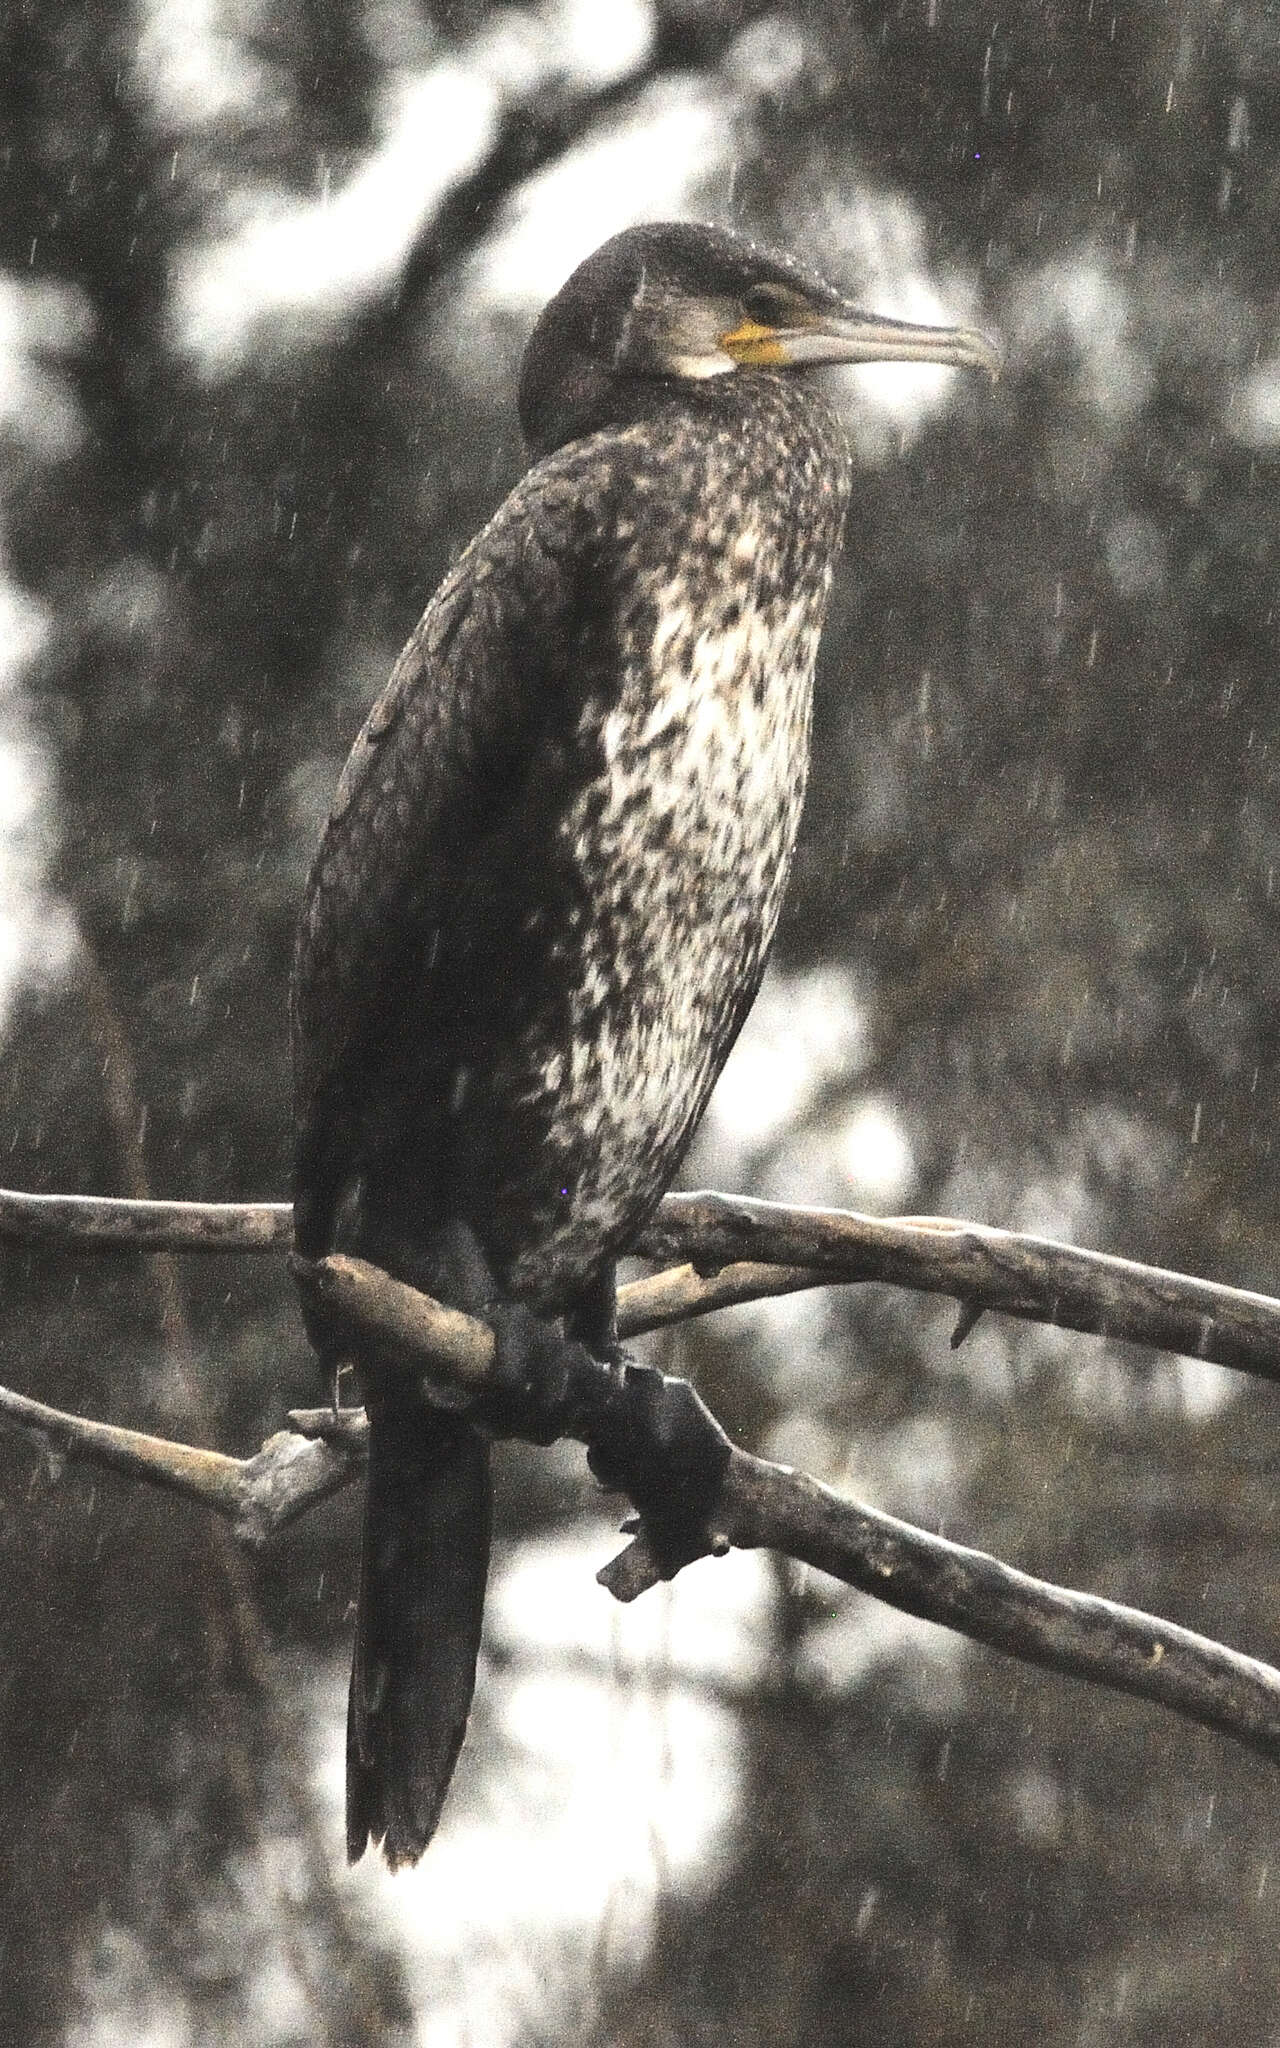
[291,219,998,1868]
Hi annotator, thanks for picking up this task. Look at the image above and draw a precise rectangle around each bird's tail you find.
[346,1396,492,1867]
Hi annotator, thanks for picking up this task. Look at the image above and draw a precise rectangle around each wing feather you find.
[290,457,603,1256]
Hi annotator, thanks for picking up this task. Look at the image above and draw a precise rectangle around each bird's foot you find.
[360,1217,731,1561]
[481,1301,601,1446]
[480,1313,731,1568]
[587,1360,732,1573]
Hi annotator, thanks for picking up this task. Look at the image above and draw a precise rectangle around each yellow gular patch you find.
[719,318,788,367]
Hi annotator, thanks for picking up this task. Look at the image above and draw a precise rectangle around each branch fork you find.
[2,1184,1280,1769]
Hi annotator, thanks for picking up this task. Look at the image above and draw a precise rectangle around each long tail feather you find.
[346,1400,492,1867]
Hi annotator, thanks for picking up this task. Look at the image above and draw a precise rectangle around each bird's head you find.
[518,220,1000,458]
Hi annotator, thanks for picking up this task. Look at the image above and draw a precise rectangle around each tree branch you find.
[7,1182,1280,1775]
[3,1184,1279,1388]
[0,1380,352,1546]
[281,1255,1280,1768]
[636,1192,1280,1380]
[27,1247,1280,1779]
[0,1188,293,1252]
[604,1452,1280,1767]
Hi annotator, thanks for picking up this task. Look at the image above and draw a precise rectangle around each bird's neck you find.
[528,365,849,477]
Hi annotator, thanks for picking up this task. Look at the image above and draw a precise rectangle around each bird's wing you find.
[290,449,615,1256]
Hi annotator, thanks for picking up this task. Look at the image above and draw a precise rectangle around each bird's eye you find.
[742,285,801,326]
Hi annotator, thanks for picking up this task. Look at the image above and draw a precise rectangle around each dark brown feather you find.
[292,225,855,1865]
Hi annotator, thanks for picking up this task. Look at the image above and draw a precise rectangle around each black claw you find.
[476,1310,732,1571]
[587,1360,732,1571]
[481,1301,598,1445]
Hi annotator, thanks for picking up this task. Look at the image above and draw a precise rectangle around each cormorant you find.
[291,220,998,1867]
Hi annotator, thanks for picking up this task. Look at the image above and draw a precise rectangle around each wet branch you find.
[4,1183,1280,1387]
[0,1188,293,1252]
[5,1185,1280,1770]
[634,1192,1280,1379]
[3,1227,1280,1777]
[274,1254,1280,1772]
[0,1376,353,1546]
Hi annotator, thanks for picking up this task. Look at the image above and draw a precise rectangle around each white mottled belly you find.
[501,563,826,1299]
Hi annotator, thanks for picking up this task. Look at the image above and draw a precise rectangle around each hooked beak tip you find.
[959,328,1003,382]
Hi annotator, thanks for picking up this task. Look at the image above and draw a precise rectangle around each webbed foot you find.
[587,1358,732,1572]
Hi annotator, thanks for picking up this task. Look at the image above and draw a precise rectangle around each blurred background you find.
[3,0,1280,2040]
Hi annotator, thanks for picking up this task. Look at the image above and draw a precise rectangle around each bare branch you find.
[637,1191,1280,1383]
[617,1257,825,1333]
[6,1245,1280,1772]
[267,1256,1280,1772]
[600,1454,1280,1768]
[2,1185,1277,1391]
[0,1188,292,1252]
[0,1380,352,1546]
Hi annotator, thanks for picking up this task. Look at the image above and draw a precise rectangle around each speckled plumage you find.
[289,219,988,1867]
[293,373,850,1306]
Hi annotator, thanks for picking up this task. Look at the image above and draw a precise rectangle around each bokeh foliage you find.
[3,0,1280,2041]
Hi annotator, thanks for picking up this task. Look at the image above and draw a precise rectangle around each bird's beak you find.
[721,310,1002,380]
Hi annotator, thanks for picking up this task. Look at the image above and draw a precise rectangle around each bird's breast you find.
[588,550,821,965]
[496,534,829,1303]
